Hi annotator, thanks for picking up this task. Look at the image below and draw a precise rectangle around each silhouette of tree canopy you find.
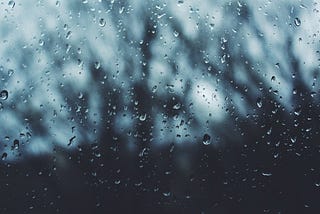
[0,0,319,213]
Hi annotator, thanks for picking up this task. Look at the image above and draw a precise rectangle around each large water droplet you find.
[202,133,211,145]
[294,18,301,26]
[8,0,15,8]
[0,90,8,100]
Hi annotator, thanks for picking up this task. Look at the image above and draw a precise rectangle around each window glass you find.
[0,0,319,213]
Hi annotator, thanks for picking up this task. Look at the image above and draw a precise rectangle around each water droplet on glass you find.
[173,103,181,110]
[0,90,8,100]
[310,91,316,97]
[66,31,72,39]
[1,152,7,161]
[78,92,83,99]
[8,0,15,8]
[294,18,301,26]
[139,113,147,121]
[8,69,14,77]
[99,18,106,27]
[256,97,262,108]
[294,107,301,116]
[202,133,211,145]
[221,54,226,64]
[292,88,297,95]
[290,136,297,143]
[13,139,19,149]
[119,6,124,14]
[163,192,171,197]
[39,39,44,46]
[271,76,276,82]
[94,61,101,69]
[152,85,157,93]
[68,136,76,146]
[262,172,272,177]
[177,0,184,6]
[173,30,179,37]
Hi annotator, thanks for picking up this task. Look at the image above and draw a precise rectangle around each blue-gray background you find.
[0,0,319,213]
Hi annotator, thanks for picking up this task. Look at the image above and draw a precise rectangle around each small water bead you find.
[8,69,14,77]
[13,139,19,149]
[256,97,262,108]
[66,31,72,39]
[294,107,302,116]
[94,61,101,69]
[202,133,211,145]
[151,85,157,93]
[173,103,181,110]
[139,113,147,121]
[177,0,184,6]
[0,90,8,100]
[39,39,44,46]
[294,18,301,26]
[99,18,106,27]
[173,30,180,37]
[1,152,7,161]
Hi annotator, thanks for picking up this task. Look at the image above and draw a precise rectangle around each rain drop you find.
[202,133,211,145]
[39,39,44,46]
[262,172,272,177]
[163,192,171,197]
[8,0,15,8]
[99,18,106,27]
[1,152,7,161]
[0,90,8,100]
[173,103,181,110]
[177,0,184,6]
[294,107,301,116]
[94,61,101,69]
[139,113,147,121]
[8,69,14,77]
[294,18,301,26]
[151,85,157,93]
[256,97,262,108]
[173,30,180,37]
[66,31,72,39]
[13,139,19,149]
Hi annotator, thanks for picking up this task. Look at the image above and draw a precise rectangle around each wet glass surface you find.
[0,0,320,213]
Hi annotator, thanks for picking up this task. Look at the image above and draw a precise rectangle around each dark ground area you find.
[0,136,319,214]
